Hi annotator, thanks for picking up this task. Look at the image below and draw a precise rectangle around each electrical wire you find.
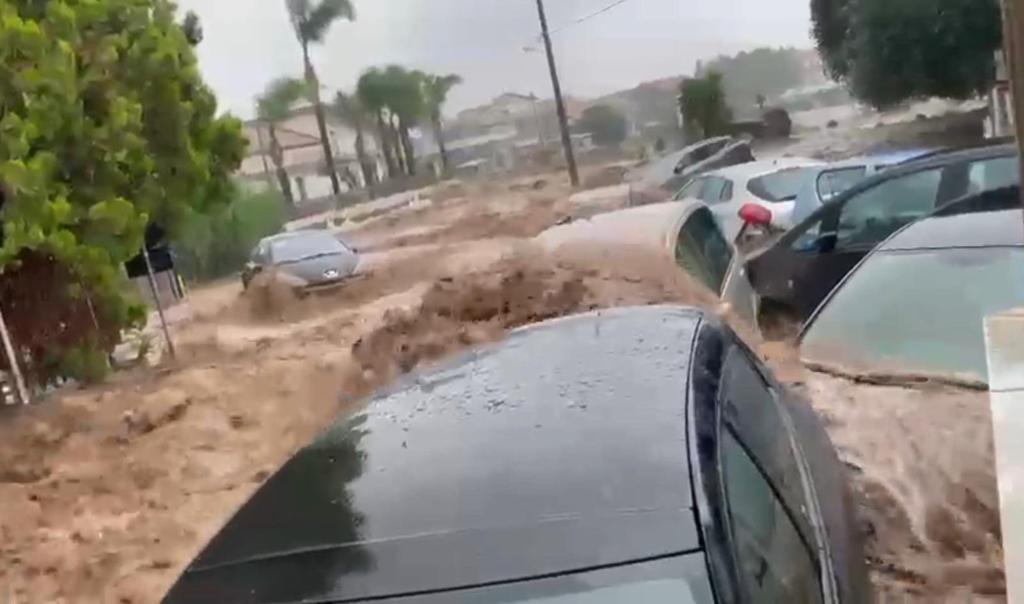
[547,0,632,36]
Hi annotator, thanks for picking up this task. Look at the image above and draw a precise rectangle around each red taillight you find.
[738,203,772,226]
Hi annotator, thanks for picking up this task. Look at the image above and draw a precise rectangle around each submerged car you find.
[800,186,1024,385]
[746,144,1019,325]
[163,306,869,604]
[536,200,759,325]
[242,230,360,292]
[626,138,755,206]
[673,158,824,240]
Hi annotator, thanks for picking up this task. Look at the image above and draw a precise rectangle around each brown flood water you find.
[0,184,1005,602]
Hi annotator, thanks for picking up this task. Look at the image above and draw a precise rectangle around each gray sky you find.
[177,0,814,120]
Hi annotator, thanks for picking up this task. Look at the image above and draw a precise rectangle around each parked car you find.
[626,137,755,206]
[163,306,869,604]
[790,149,937,225]
[745,144,1020,325]
[242,229,360,293]
[673,158,824,240]
[536,200,759,325]
[800,186,1024,385]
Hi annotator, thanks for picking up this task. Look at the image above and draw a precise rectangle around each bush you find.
[175,189,287,282]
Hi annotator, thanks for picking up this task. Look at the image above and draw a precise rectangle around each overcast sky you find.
[176,0,814,120]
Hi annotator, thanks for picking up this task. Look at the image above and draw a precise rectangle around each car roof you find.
[815,143,1018,209]
[262,229,348,246]
[878,187,1024,251]
[166,306,707,603]
[536,200,701,252]
[704,157,823,181]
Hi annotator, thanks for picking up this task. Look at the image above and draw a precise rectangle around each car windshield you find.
[802,247,1024,384]
[386,556,709,603]
[748,167,817,202]
[271,234,347,263]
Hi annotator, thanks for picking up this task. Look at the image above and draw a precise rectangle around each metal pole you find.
[1003,0,1024,229]
[534,0,580,187]
[0,304,29,405]
[141,246,176,361]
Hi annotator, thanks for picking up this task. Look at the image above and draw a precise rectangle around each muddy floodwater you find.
[0,174,1006,602]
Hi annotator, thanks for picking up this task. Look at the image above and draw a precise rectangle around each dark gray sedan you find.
[241,230,360,292]
[163,306,868,603]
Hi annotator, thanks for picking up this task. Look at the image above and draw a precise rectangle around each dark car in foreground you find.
[801,187,1024,386]
[745,144,1019,325]
[242,229,360,293]
[164,306,868,604]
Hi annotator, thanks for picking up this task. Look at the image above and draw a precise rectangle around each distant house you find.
[237,103,385,205]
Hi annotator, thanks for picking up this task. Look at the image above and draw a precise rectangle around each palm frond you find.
[257,77,310,121]
[301,0,355,43]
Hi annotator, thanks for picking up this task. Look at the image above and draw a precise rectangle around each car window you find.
[700,177,728,204]
[719,348,816,543]
[835,168,943,249]
[675,207,733,293]
[721,180,734,201]
[748,167,817,202]
[802,247,1024,383]
[966,156,1019,194]
[722,429,823,604]
[816,166,867,201]
[674,177,705,200]
[790,214,826,252]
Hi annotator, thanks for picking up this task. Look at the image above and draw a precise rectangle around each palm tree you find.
[422,73,462,172]
[333,91,377,189]
[357,68,399,178]
[381,66,426,176]
[256,77,309,208]
[285,0,355,197]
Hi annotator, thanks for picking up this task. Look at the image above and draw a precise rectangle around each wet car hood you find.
[276,252,358,283]
[164,307,705,604]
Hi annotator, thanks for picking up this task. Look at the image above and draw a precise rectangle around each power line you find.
[547,0,631,36]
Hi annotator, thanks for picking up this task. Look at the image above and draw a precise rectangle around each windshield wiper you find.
[277,252,342,265]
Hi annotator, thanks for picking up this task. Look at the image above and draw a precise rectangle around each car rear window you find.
[802,247,1024,383]
[748,167,816,202]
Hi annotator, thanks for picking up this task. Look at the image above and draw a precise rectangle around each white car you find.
[672,158,824,240]
[536,200,759,326]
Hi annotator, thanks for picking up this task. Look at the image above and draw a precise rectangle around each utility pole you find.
[533,0,580,187]
[1003,0,1024,229]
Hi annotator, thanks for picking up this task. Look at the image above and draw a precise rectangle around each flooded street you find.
[0,170,1005,602]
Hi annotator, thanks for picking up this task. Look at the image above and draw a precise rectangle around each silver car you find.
[536,200,759,326]
[242,230,360,293]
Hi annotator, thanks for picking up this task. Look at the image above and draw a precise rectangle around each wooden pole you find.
[0,304,29,405]
[534,0,580,187]
[1002,0,1024,228]
[142,246,176,361]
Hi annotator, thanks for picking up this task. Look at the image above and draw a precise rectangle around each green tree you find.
[0,0,246,366]
[699,47,806,116]
[333,91,377,188]
[257,77,309,207]
[421,73,462,172]
[678,72,733,139]
[357,68,400,178]
[285,0,355,194]
[381,66,426,176]
[575,104,628,147]
[812,0,1002,108]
